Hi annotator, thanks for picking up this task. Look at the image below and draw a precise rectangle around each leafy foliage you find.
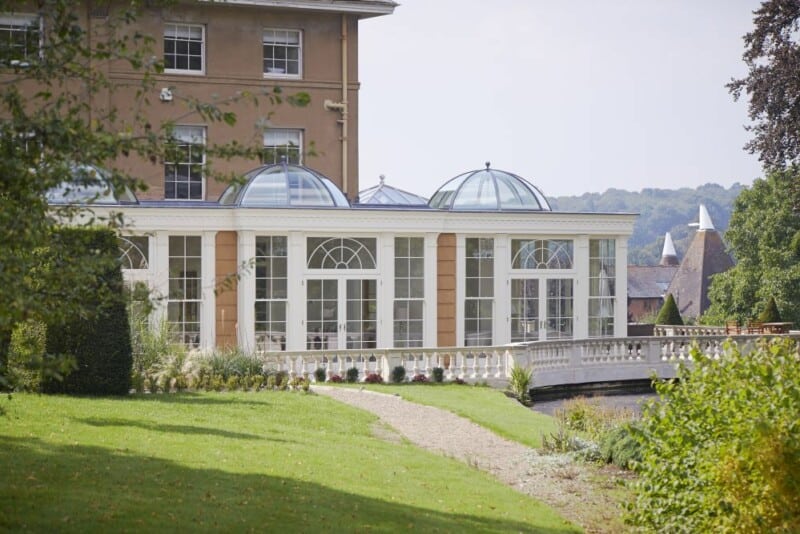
[5,320,47,392]
[655,293,683,325]
[550,183,743,265]
[628,339,800,532]
[599,424,641,470]
[42,228,132,395]
[728,0,800,211]
[314,367,327,383]
[704,169,800,326]
[507,365,532,405]
[346,367,359,383]
[0,0,308,386]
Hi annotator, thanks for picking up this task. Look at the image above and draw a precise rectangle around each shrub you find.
[266,374,277,390]
[411,373,428,383]
[556,396,635,440]
[507,365,533,405]
[452,377,466,385]
[391,365,406,383]
[432,367,444,383]
[600,423,641,469]
[314,367,327,383]
[758,296,782,323]
[329,374,343,383]
[655,293,683,325]
[346,367,359,383]
[628,338,800,532]
[6,320,47,392]
[364,373,383,384]
[42,228,132,395]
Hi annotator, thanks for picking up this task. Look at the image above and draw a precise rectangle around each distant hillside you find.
[549,183,745,265]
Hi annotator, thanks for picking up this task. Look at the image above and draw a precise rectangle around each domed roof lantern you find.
[428,163,551,211]
[219,161,349,208]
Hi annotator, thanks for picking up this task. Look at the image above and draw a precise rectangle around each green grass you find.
[1,392,580,533]
[356,384,558,448]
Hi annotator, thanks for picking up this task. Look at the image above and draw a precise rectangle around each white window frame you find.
[263,28,302,79]
[393,237,425,348]
[0,14,42,65]
[164,125,206,201]
[164,23,205,75]
[263,129,303,165]
[167,235,203,349]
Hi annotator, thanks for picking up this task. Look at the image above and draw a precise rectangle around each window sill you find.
[163,69,206,76]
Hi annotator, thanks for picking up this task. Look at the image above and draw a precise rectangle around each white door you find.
[510,278,573,342]
[306,278,377,349]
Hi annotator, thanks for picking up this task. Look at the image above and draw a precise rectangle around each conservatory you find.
[66,162,636,352]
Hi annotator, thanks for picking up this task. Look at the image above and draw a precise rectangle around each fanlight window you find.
[511,239,573,269]
[307,237,377,269]
[119,236,149,270]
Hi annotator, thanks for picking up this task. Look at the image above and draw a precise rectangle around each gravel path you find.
[314,386,627,533]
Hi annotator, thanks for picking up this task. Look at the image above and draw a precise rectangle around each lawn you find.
[0,392,580,533]
[357,384,558,448]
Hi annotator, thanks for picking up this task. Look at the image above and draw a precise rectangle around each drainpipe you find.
[324,15,349,196]
[340,15,349,197]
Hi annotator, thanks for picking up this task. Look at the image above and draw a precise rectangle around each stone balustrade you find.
[653,324,726,336]
[257,333,799,388]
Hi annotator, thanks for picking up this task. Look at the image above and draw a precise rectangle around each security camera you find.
[159,88,173,102]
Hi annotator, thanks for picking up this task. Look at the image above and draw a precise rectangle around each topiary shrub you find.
[628,338,800,532]
[42,228,132,395]
[5,320,47,392]
[758,296,782,323]
[346,367,359,383]
[314,367,327,383]
[655,293,684,326]
[391,365,406,383]
[432,367,444,383]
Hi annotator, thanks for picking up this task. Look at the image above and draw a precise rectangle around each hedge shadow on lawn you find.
[0,436,579,534]
[74,418,279,442]
[120,392,275,408]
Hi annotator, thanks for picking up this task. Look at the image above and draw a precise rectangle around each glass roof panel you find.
[46,165,138,205]
[218,164,349,208]
[429,166,551,212]
[451,171,498,210]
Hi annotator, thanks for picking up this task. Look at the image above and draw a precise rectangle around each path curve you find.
[314,386,625,533]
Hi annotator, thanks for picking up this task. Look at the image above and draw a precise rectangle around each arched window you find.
[511,239,573,269]
[307,237,377,269]
[119,236,149,270]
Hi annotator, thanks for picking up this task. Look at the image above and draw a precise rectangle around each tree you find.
[704,170,800,326]
[655,294,683,325]
[728,0,800,211]
[759,296,783,323]
[0,1,306,387]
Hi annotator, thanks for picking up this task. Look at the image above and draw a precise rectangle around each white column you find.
[574,235,590,340]
[494,234,510,345]
[201,231,217,350]
[615,237,629,337]
[424,232,438,348]
[237,230,256,352]
[151,231,171,326]
[378,233,394,348]
[286,231,305,351]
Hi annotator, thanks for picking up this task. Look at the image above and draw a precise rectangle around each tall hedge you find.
[655,293,684,325]
[42,228,132,395]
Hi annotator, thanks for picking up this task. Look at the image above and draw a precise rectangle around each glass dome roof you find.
[219,163,349,208]
[428,163,551,211]
[358,175,428,206]
[46,164,139,205]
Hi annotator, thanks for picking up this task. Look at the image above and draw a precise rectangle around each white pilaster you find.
[286,231,305,351]
[424,232,438,348]
[615,237,629,337]
[494,234,510,345]
[574,235,590,340]
[377,233,394,348]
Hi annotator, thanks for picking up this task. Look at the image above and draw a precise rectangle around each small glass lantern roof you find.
[219,163,349,208]
[428,163,551,211]
[358,175,428,206]
[46,164,139,205]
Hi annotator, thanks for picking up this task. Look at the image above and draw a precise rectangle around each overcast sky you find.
[357,0,764,199]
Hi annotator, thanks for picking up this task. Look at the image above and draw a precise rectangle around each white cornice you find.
[92,206,637,237]
[199,0,397,17]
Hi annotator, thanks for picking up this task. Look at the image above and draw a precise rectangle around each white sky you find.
[357,0,764,198]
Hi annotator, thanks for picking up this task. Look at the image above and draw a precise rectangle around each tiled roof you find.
[627,265,678,298]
